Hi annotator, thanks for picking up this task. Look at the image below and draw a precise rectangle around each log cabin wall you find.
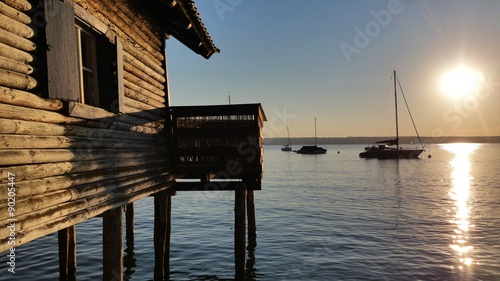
[0,0,175,252]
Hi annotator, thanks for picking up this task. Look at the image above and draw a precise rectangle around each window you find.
[43,0,124,114]
[75,20,118,112]
[76,26,99,106]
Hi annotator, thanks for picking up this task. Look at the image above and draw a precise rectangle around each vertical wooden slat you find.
[103,207,123,281]
[234,186,246,277]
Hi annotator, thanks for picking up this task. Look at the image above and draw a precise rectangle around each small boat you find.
[295,118,327,154]
[295,145,327,154]
[359,70,424,159]
[281,122,293,151]
[359,142,423,159]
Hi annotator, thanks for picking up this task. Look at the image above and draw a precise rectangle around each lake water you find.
[3,143,500,280]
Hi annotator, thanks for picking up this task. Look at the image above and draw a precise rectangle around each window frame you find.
[43,0,125,116]
[75,23,100,106]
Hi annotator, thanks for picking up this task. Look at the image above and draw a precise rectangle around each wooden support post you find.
[154,190,172,280]
[125,203,134,244]
[234,186,247,278]
[58,225,76,281]
[246,188,257,247]
[124,203,135,280]
[103,207,123,281]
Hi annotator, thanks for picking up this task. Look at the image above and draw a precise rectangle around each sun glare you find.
[442,143,479,269]
[441,66,483,98]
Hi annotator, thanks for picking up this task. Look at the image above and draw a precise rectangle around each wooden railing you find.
[169,104,266,190]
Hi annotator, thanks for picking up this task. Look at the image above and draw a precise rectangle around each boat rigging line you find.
[396,75,424,148]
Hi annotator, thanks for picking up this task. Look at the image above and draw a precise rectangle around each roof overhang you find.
[140,0,219,59]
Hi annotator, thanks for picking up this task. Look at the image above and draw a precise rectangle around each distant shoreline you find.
[264,136,500,145]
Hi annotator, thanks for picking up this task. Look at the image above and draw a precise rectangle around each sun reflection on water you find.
[443,143,479,270]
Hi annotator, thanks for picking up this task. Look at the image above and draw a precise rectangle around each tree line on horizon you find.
[265,136,500,145]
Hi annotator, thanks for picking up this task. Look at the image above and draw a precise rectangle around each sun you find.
[441,66,483,98]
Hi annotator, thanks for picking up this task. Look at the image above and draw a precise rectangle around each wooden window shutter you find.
[44,0,80,101]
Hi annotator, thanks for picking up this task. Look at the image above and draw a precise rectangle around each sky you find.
[166,0,500,138]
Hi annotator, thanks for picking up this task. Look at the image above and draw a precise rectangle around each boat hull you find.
[359,148,423,159]
[295,145,327,154]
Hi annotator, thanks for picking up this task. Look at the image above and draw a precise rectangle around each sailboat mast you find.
[286,121,291,148]
[314,118,317,146]
[394,70,399,149]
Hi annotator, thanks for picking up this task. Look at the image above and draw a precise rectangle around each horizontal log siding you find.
[0,0,171,253]
[0,28,36,52]
[72,0,164,63]
[0,5,37,95]
[104,0,162,49]
[0,41,36,63]
[0,103,161,134]
[124,80,166,102]
[111,0,162,46]
[0,55,34,74]
[0,181,173,251]
[2,0,32,12]
[0,2,31,24]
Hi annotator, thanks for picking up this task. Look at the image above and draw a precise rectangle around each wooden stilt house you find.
[0,0,265,279]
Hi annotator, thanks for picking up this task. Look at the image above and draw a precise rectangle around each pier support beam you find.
[58,225,76,281]
[103,207,124,281]
[246,189,257,247]
[234,186,247,278]
[124,203,136,279]
[125,203,134,244]
[154,190,172,280]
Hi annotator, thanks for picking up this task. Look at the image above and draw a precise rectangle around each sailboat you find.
[281,122,293,151]
[295,118,327,154]
[359,70,424,159]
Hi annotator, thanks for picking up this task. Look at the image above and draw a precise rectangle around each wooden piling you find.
[246,189,257,247]
[58,225,76,281]
[125,203,134,244]
[154,190,172,280]
[234,186,247,277]
[103,207,123,281]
